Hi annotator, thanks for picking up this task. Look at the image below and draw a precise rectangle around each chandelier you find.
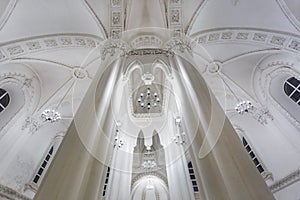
[137,87,160,110]
[235,100,254,114]
[41,109,61,122]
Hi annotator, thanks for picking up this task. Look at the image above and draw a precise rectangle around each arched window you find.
[188,161,199,193]
[284,77,300,105]
[33,146,54,184]
[102,166,110,197]
[242,137,265,174]
[0,88,10,113]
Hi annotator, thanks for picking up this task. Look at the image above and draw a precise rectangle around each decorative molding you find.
[0,34,101,62]
[191,28,300,53]
[100,39,128,60]
[0,184,32,200]
[125,49,174,57]
[130,35,163,49]
[206,61,221,74]
[72,68,87,79]
[168,0,183,37]
[165,37,192,54]
[109,0,123,39]
[269,168,300,193]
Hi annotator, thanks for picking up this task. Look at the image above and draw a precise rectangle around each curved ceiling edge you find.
[83,0,108,39]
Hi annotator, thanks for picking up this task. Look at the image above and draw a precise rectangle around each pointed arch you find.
[124,59,144,80]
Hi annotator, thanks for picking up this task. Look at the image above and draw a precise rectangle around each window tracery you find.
[0,88,10,113]
[284,77,300,105]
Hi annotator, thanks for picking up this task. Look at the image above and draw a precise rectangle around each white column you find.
[35,57,123,200]
[171,54,275,200]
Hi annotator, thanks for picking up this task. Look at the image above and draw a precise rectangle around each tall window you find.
[284,77,300,105]
[0,88,10,113]
[102,167,110,197]
[188,161,199,193]
[242,137,264,174]
[33,146,54,184]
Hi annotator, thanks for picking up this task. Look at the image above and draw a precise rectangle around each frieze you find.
[253,33,267,41]
[270,36,286,46]
[193,28,300,53]
[208,33,220,41]
[125,49,173,57]
[7,45,24,56]
[221,32,233,39]
[26,42,41,50]
[74,38,86,46]
[236,32,249,40]
[0,34,100,62]
[86,39,97,47]
[198,35,207,44]
[0,51,6,60]
[61,38,72,46]
[289,40,300,51]
[44,39,58,47]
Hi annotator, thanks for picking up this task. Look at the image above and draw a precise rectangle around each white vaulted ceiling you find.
[0,0,106,42]
[0,0,300,200]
